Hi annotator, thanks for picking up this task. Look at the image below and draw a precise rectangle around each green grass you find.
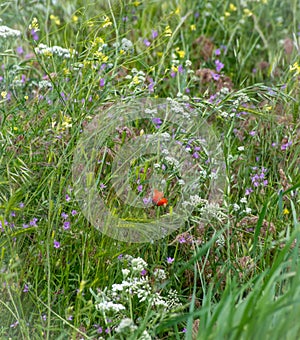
[0,0,300,339]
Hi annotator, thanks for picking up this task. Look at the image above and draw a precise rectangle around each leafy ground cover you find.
[0,0,300,339]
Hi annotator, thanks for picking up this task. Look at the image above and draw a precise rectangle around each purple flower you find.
[16,46,24,55]
[212,72,220,80]
[65,194,71,202]
[71,210,77,216]
[11,211,16,217]
[215,48,221,56]
[152,117,162,127]
[61,212,68,220]
[100,78,105,87]
[100,183,107,189]
[41,314,47,321]
[63,221,70,230]
[178,65,184,73]
[23,224,29,229]
[249,130,256,136]
[152,30,158,39]
[167,257,174,264]
[178,235,186,243]
[137,185,143,193]
[143,197,152,205]
[192,152,199,159]
[54,240,60,248]
[67,315,73,321]
[19,202,24,208]
[30,29,39,41]
[30,218,38,226]
[215,59,224,72]
[23,284,29,292]
[245,188,253,195]
[140,269,147,276]
[118,254,123,260]
[143,39,151,47]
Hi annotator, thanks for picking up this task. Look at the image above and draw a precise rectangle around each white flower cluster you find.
[115,318,137,333]
[34,43,76,58]
[96,301,126,313]
[0,25,21,39]
[93,255,182,326]
[113,38,134,53]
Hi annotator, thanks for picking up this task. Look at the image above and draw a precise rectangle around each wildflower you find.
[96,301,126,312]
[54,240,60,248]
[215,59,224,72]
[152,30,158,39]
[61,212,68,219]
[229,3,237,11]
[65,194,71,202]
[243,8,253,16]
[63,221,70,230]
[72,15,78,23]
[289,62,300,76]
[102,15,112,28]
[29,17,39,31]
[176,48,185,59]
[71,210,77,216]
[50,14,60,25]
[166,257,174,264]
[23,284,29,292]
[164,25,172,37]
[30,218,38,226]
[115,318,137,333]
[283,208,289,215]
[190,24,196,31]
[143,39,151,47]
[1,91,7,99]
[99,78,105,87]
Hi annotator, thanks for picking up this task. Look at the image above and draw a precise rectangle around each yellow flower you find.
[190,24,196,31]
[50,14,60,25]
[157,51,163,57]
[102,15,112,28]
[72,15,78,23]
[176,48,185,59]
[225,12,231,17]
[24,95,28,100]
[243,8,253,16]
[132,1,141,6]
[63,68,70,75]
[29,17,39,31]
[171,65,178,72]
[1,91,7,98]
[13,127,18,131]
[132,75,140,84]
[229,3,237,11]
[290,62,300,75]
[174,7,180,15]
[283,208,289,215]
[164,25,172,37]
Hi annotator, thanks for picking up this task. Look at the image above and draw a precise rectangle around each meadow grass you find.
[0,0,300,339]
